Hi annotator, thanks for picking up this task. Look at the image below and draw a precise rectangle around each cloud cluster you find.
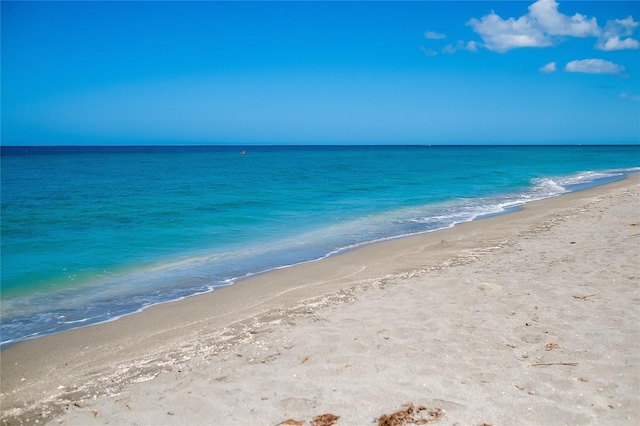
[466,0,638,53]
[423,0,636,87]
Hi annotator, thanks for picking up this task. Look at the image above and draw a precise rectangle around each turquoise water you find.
[1,145,639,346]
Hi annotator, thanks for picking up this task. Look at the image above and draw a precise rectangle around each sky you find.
[1,0,639,145]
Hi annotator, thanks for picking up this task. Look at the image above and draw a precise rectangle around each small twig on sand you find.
[531,362,578,367]
[572,293,597,301]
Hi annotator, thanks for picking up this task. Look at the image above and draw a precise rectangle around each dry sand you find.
[1,175,639,426]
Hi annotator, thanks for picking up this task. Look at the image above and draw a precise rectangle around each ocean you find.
[1,145,638,347]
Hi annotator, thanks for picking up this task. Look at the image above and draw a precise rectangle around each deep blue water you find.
[1,145,639,346]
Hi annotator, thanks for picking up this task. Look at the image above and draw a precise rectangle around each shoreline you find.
[1,171,635,350]
[1,174,639,425]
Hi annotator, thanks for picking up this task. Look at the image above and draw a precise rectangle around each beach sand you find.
[1,175,639,426]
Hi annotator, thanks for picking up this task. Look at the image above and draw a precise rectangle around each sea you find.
[1,145,639,348]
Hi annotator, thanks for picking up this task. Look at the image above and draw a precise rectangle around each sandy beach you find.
[1,175,639,426]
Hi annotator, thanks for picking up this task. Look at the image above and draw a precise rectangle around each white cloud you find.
[527,0,599,37]
[442,40,480,54]
[442,44,456,55]
[424,31,446,40]
[596,16,639,51]
[613,16,639,36]
[597,37,640,51]
[621,93,640,101]
[565,59,625,74]
[465,40,479,53]
[467,0,599,53]
[539,61,557,73]
[467,11,550,52]
[420,46,438,57]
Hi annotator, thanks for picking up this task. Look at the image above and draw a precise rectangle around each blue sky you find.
[2,1,639,145]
